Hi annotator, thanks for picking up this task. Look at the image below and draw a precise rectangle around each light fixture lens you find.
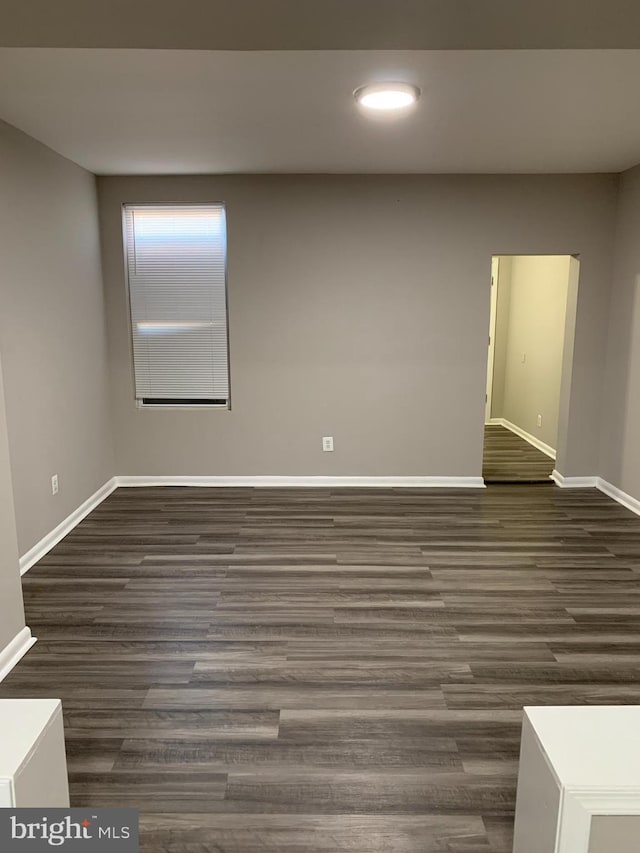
[355,83,420,111]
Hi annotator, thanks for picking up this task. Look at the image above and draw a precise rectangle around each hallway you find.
[483,425,554,484]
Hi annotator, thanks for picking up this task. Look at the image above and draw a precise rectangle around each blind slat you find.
[124,204,229,402]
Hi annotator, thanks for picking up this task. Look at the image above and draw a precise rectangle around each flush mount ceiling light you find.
[354,82,421,111]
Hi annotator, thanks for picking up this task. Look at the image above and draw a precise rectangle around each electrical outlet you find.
[537,415,542,428]
[322,436,334,452]
[51,474,59,495]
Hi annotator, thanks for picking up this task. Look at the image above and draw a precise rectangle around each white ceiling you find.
[1,48,640,174]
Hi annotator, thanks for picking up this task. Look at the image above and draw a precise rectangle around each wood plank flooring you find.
[2,485,640,851]
[483,424,555,483]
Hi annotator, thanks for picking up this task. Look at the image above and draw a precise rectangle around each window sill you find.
[135,402,230,411]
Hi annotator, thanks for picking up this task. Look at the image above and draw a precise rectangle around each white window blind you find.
[123,203,229,405]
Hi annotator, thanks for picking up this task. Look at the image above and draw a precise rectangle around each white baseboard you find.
[19,477,117,576]
[491,418,556,460]
[115,475,486,489]
[16,473,485,575]
[596,478,640,517]
[550,473,640,520]
[551,470,598,488]
[0,626,36,683]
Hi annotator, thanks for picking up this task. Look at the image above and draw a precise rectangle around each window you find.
[123,203,229,407]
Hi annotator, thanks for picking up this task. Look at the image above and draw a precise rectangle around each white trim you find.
[19,477,117,575]
[530,471,640,516]
[596,478,640,518]
[15,474,485,576]
[0,627,36,683]
[557,786,640,853]
[0,779,12,807]
[491,417,556,459]
[115,475,486,489]
[16,473,487,578]
[551,470,598,488]
[485,256,500,423]
[517,707,640,853]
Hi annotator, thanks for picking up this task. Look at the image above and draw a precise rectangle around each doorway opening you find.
[483,254,579,484]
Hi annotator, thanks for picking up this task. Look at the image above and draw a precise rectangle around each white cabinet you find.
[0,699,69,807]
[513,706,640,853]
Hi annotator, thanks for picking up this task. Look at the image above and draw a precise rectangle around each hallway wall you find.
[491,255,571,451]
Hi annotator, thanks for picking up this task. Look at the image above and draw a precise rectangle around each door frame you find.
[485,256,500,423]
[481,253,581,482]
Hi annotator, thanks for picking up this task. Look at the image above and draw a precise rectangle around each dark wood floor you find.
[483,424,555,483]
[2,485,640,852]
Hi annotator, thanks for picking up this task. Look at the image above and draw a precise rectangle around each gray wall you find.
[98,174,617,479]
[492,255,571,450]
[601,163,640,495]
[0,353,26,651]
[0,120,114,555]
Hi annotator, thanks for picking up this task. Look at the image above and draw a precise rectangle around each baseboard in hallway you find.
[483,424,554,483]
[487,418,556,459]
